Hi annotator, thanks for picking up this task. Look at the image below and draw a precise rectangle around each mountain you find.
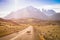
[42,9,56,16]
[5,6,60,21]
[5,6,48,20]
[50,13,60,21]
[42,9,60,21]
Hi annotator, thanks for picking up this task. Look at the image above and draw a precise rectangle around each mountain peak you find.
[25,6,37,11]
[27,6,35,8]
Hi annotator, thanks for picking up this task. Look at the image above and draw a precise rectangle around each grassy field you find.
[34,25,60,40]
[0,19,29,37]
[31,21,60,40]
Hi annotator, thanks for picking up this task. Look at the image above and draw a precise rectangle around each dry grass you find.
[0,21,29,37]
[0,18,60,40]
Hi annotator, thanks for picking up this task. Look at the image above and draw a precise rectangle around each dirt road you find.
[0,26,41,40]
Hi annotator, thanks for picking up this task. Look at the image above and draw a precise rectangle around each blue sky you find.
[24,0,60,4]
[0,0,60,17]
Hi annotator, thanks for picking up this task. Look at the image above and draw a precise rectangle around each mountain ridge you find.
[4,6,60,21]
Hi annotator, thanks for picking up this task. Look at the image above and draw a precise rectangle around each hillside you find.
[0,18,29,37]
